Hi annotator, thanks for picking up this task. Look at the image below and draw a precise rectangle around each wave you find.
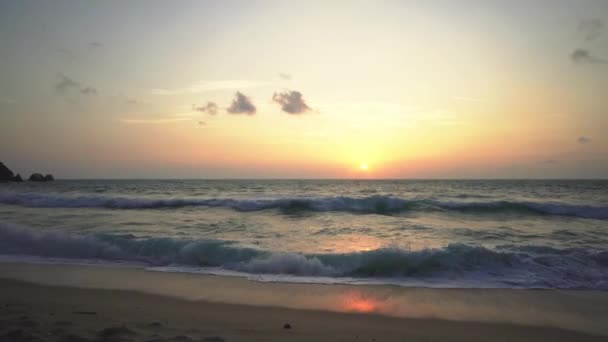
[0,224,607,289]
[1,191,607,219]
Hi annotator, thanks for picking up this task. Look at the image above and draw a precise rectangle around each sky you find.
[0,0,607,179]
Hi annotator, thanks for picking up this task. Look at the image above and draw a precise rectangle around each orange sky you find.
[1,1,607,178]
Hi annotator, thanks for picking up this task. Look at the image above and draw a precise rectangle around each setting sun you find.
[0,2,607,341]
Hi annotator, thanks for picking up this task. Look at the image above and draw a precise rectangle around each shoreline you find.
[0,262,607,341]
[1,279,606,342]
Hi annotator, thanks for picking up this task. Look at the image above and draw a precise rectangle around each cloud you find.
[272,90,311,114]
[579,18,605,42]
[578,136,591,144]
[571,49,607,65]
[278,72,291,81]
[541,159,558,164]
[57,48,78,61]
[55,74,80,92]
[80,87,97,95]
[227,92,256,115]
[120,117,190,124]
[151,80,270,96]
[89,41,103,49]
[0,97,15,104]
[198,121,206,126]
[194,101,219,115]
[55,74,97,95]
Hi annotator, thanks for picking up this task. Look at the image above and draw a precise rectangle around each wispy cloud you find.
[227,92,256,115]
[55,73,97,95]
[571,49,607,65]
[151,80,271,96]
[272,90,312,114]
[57,48,78,61]
[194,101,219,115]
[579,18,605,42]
[578,136,591,144]
[278,72,291,81]
[89,41,103,49]
[119,117,191,124]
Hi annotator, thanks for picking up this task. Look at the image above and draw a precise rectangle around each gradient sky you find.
[1,0,607,178]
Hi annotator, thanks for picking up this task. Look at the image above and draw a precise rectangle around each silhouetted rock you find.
[283,323,292,330]
[0,162,15,182]
[1,162,54,182]
[29,173,46,182]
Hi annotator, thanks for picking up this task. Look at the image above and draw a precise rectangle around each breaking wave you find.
[1,224,607,289]
[0,192,607,219]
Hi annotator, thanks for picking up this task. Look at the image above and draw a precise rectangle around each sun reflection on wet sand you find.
[340,290,383,313]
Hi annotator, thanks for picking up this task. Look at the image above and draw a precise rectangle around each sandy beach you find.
[0,262,607,342]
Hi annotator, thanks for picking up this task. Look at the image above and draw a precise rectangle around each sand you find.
[0,262,607,341]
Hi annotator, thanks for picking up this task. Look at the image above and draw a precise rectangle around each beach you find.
[1,262,607,342]
[1,180,608,341]
[3,0,608,339]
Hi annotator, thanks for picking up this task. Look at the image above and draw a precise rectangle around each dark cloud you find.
[194,101,219,115]
[579,18,605,42]
[272,90,311,114]
[542,159,558,164]
[578,136,591,144]
[570,49,607,65]
[227,92,256,115]
[278,72,292,81]
[89,41,103,49]
[55,74,97,95]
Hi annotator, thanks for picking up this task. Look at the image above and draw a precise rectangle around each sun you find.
[360,163,368,171]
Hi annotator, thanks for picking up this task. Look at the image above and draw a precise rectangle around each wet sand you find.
[0,262,607,341]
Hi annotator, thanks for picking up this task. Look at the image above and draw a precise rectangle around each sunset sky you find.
[1,0,607,178]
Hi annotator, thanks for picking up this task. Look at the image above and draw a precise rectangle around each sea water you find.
[1,179,607,289]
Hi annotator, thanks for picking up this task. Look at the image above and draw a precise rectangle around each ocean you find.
[1,179,607,289]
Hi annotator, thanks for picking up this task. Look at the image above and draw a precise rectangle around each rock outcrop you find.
[0,162,15,182]
[28,173,55,182]
[28,173,46,182]
[1,161,54,182]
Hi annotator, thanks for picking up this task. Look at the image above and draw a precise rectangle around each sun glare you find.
[360,163,368,171]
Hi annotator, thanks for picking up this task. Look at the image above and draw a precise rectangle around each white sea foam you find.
[0,223,607,289]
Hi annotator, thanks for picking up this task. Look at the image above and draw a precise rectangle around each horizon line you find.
[30,177,608,181]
